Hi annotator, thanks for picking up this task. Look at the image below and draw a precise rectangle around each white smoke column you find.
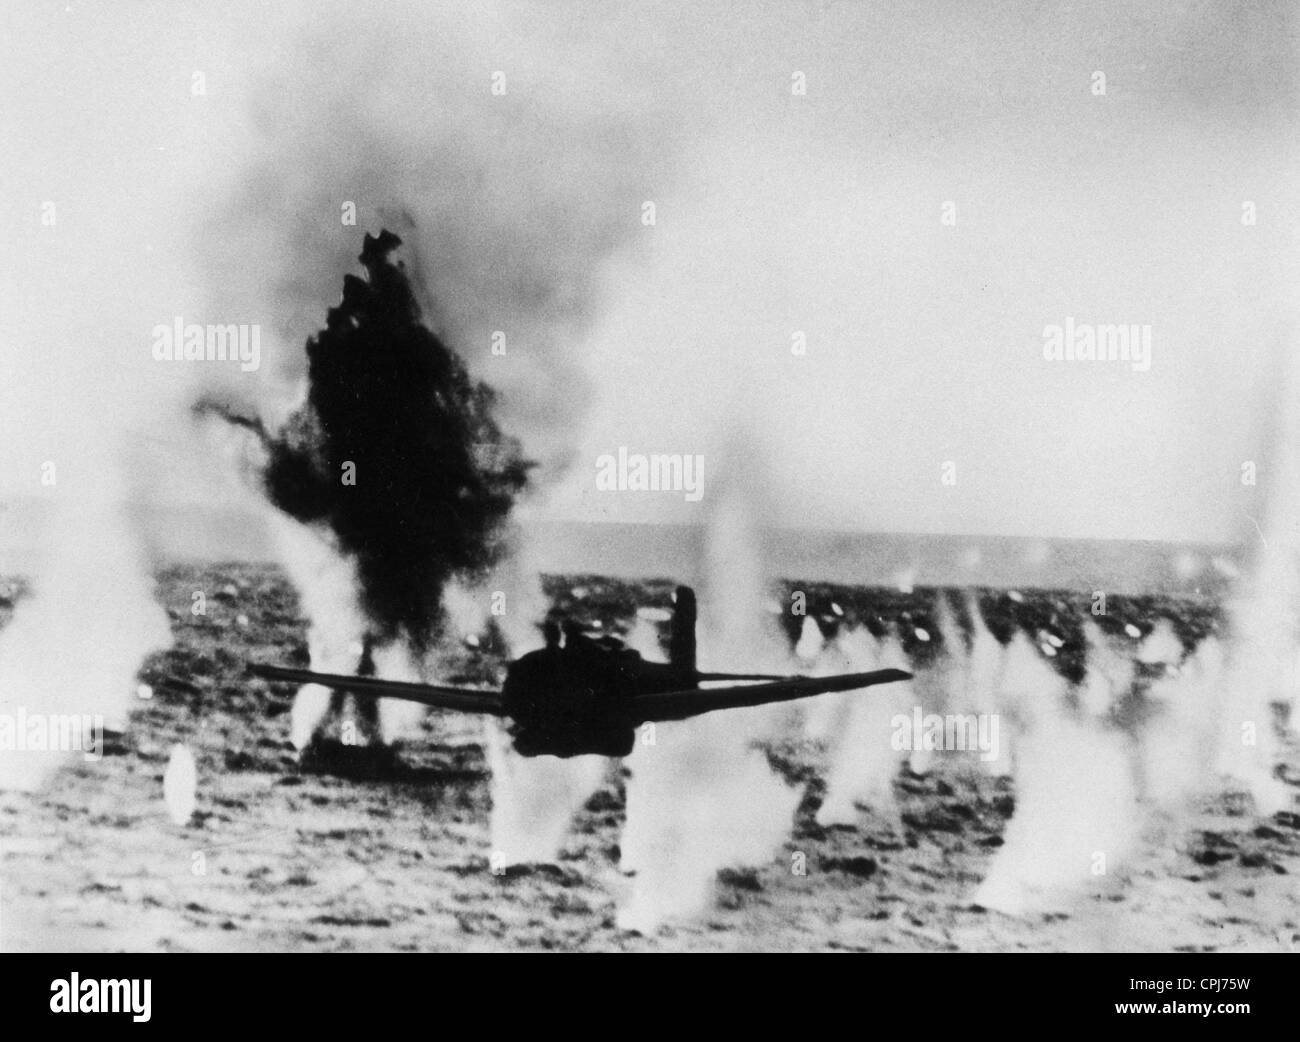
[1136,618,1183,667]
[1214,336,1300,815]
[930,591,967,701]
[485,698,611,867]
[962,594,1009,778]
[963,595,1002,710]
[1078,618,1134,721]
[798,617,842,742]
[905,655,944,779]
[163,744,198,827]
[484,534,552,664]
[1218,615,1294,814]
[912,592,970,777]
[485,730,607,868]
[794,615,825,663]
[0,6,201,795]
[0,445,172,791]
[973,632,1140,914]
[608,609,674,877]
[1142,637,1226,806]
[922,589,1008,782]
[369,641,428,745]
[618,470,800,932]
[262,513,371,751]
[815,625,913,826]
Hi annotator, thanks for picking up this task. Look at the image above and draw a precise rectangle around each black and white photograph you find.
[1,0,1297,985]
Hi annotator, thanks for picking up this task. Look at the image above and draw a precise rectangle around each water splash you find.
[618,473,799,932]
[163,744,198,827]
[972,629,1140,914]
[815,625,911,826]
[0,450,171,791]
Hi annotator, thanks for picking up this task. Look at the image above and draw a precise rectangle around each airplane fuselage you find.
[501,633,689,757]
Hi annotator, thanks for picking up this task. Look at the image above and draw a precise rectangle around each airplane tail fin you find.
[669,585,697,678]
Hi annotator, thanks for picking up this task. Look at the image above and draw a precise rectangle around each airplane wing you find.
[248,663,507,716]
[619,668,912,725]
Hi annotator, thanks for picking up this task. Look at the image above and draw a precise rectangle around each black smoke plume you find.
[203,230,531,652]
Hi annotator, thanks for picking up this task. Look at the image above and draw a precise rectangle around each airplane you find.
[249,585,911,758]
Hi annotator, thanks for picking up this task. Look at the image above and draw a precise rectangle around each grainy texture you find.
[1,563,1296,952]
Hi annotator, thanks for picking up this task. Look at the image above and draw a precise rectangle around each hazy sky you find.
[2,0,1297,545]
